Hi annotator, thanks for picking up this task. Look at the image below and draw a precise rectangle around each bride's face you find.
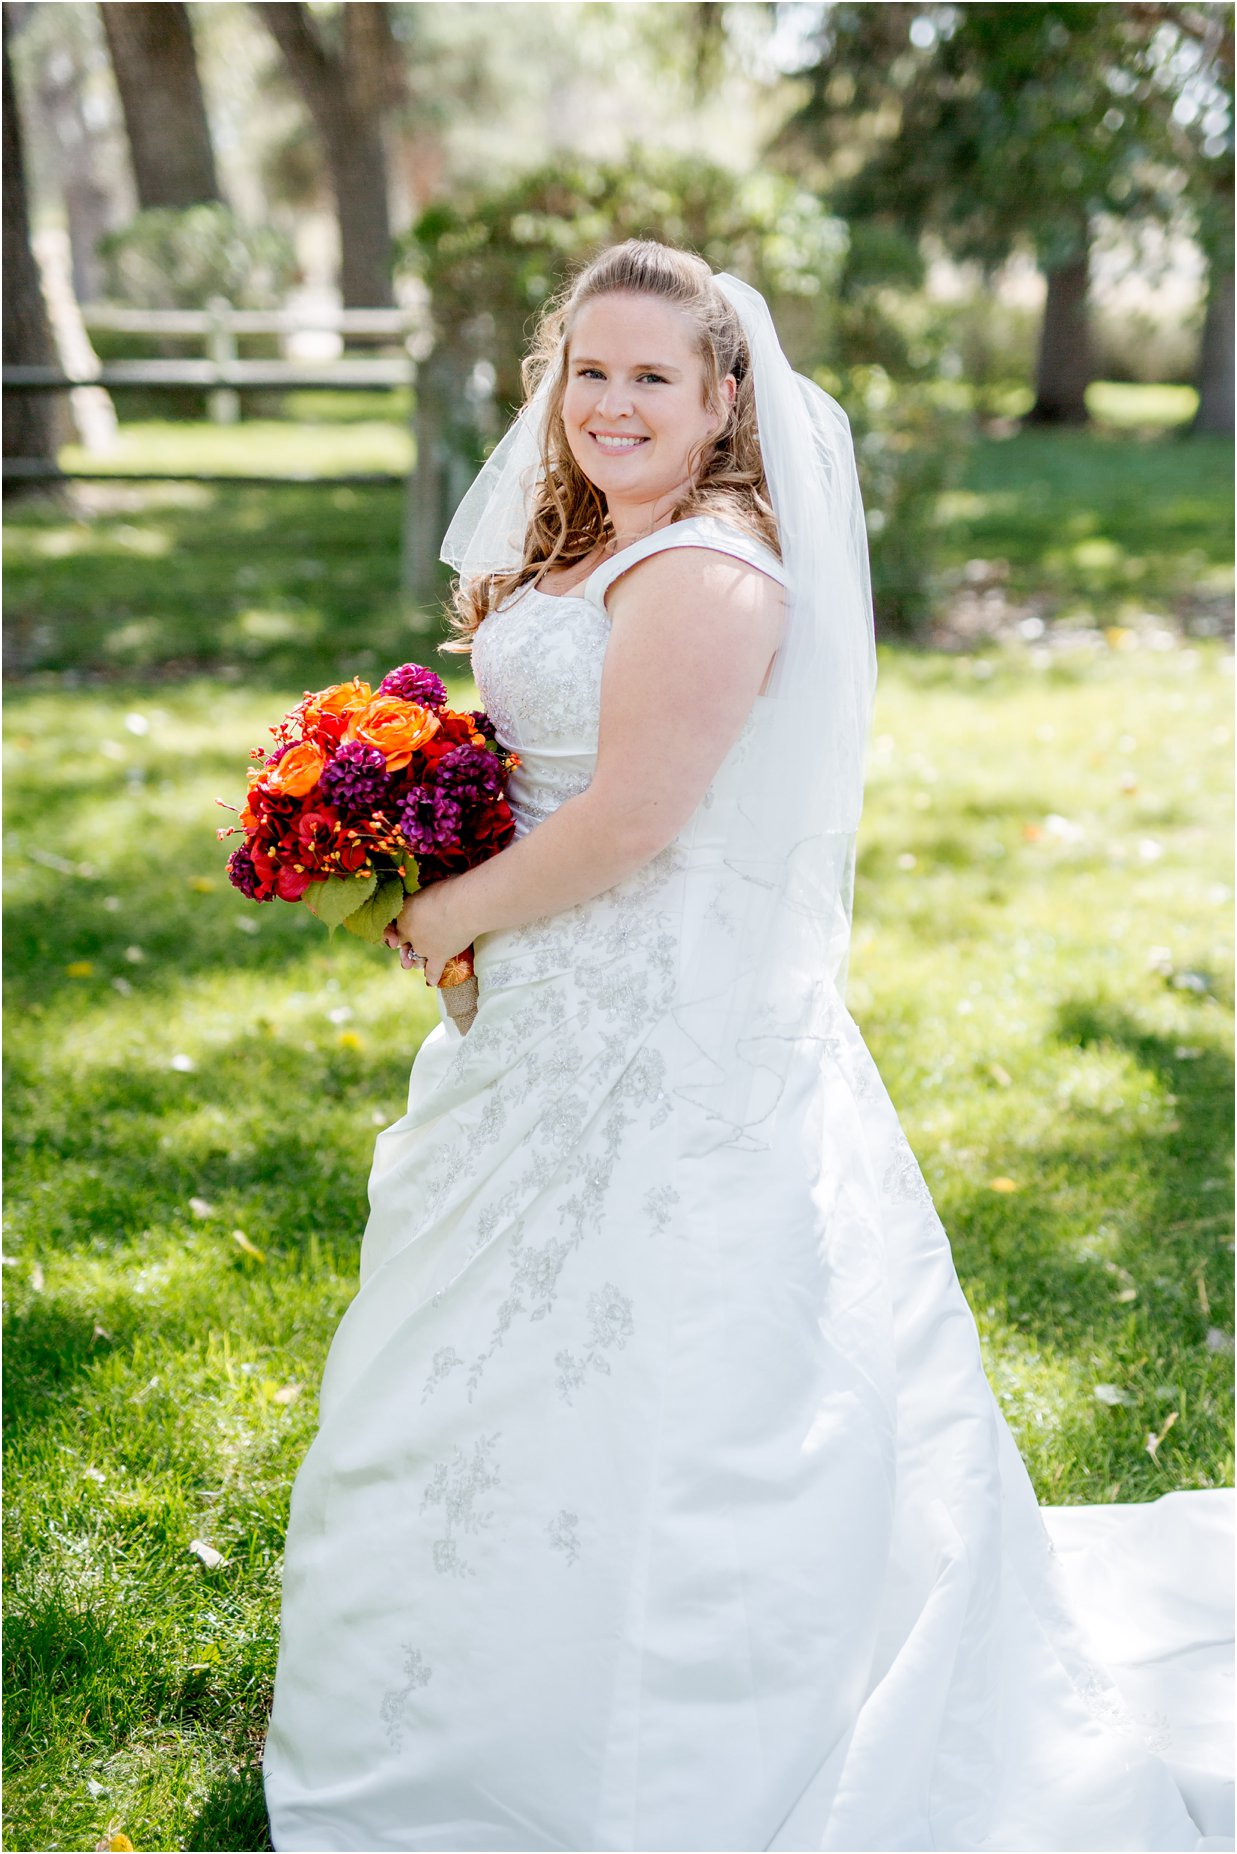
[562,292,735,509]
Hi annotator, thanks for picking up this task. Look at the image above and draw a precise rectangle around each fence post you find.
[206,296,239,425]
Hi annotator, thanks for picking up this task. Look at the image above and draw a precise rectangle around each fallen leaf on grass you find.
[273,1383,302,1404]
[188,1196,215,1219]
[988,1177,1020,1193]
[1205,1328,1235,1355]
[988,1063,1012,1088]
[1145,1411,1178,1460]
[95,1835,135,1852]
[188,1538,226,1570]
[66,961,95,978]
[30,1263,45,1292]
[1093,1383,1131,1406]
[337,1030,363,1050]
[188,876,216,892]
[231,1229,266,1263]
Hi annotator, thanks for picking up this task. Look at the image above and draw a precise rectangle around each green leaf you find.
[341,874,405,944]
[304,872,376,934]
[402,859,421,896]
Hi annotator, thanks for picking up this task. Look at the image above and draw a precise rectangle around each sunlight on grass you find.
[1086,381,1199,428]
[60,413,412,478]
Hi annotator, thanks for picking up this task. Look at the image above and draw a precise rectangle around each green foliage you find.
[303,872,377,932]
[404,149,850,409]
[781,3,1220,270]
[98,204,297,312]
[340,875,405,944]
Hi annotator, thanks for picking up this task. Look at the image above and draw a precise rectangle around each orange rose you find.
[343,695,440,771]
[266,740,327,797]
[298,678,373,743]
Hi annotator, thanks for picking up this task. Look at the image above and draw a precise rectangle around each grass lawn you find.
[3,402,1233,1853]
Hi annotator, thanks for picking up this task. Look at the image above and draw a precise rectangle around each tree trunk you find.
[1027,247,1092,426]
[1192,259,1234,436]
[254,1,395,309]
[99,2,220,210]
[3,12,59,486]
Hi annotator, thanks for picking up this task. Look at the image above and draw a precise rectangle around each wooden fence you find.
[1,300,480,596]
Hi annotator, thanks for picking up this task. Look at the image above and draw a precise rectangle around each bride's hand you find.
[382,881,471,987]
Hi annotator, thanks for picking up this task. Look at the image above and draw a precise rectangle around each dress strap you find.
[581,515,787,613]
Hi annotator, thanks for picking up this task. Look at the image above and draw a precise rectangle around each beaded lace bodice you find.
[469,516,788,839]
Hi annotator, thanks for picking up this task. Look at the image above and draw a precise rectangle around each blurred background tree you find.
[773,1,1231,427]
[98,1,220,210]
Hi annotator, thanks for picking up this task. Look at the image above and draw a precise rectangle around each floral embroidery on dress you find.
[555,1282,634,1405]
[471,584,611,746]
[881,1128,936,1213]
[643,1182,681,1235]
[546,1509,581,1566]
[421,1432,502,1578]
[1072,1661,1174,1757]
[421,1345,464,1403]
[379,1642,433,1752]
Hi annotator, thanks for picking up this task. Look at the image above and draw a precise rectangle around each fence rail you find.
[80,304,416,339]
[4,361,411,391]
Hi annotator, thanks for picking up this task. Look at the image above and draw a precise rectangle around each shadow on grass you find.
[186,1756,272,1852]
[938,997,1232,1396]
[950,1002,1231,1299]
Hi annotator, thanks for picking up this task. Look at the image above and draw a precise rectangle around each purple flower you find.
[435,743,503,804]
[319,741,390,815]
[264,740,296,768]
[227,843,270,900]
[397,785,463,854]
[379,663,448,710]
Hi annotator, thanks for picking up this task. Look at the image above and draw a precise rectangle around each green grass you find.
[3,407,1233,1852]
[937,422,1232,626]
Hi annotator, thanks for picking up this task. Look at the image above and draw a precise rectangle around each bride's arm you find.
[393,547,783,968]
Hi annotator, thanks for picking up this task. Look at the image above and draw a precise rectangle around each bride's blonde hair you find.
[440,239,779,653]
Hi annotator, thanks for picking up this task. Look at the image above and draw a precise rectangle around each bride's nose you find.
[595,379,635,420]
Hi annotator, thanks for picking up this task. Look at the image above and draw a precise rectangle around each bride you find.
[262,240,1232,1852]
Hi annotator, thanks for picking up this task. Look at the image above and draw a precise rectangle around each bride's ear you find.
[713,373,737,437]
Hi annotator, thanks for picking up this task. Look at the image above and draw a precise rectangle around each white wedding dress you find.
[263,517,1233,1853]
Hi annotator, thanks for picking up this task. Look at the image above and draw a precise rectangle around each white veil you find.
[442,266,878,1152]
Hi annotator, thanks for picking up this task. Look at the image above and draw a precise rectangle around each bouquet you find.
[217,662,519,1029]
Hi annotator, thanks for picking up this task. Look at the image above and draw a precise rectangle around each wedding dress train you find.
[263,517,1233,1853]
